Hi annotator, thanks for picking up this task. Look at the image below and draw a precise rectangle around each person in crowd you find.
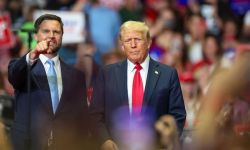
[72,0,121,65]
[143,0,174,28]
[74,41,99,106]
[160,31,191,75]
[155,115,181,150]
[0,55,14,96]
[193,48,250,150]
[185,13,207,64]
[150,6,182,38]
[118,0,143,23]
[7,0,23,26]
[89,20,186,150]
[221,18,239,61]
[200,0,222,36]
[45,0,76,10]
[101,49,125,65]
[8,14,92,150]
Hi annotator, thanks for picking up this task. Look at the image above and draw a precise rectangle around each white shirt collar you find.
[127,55,150,72]
[40,54,60,66]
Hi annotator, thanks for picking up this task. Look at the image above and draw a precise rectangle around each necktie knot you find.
[135,63,142,71]
[47,59,55,66]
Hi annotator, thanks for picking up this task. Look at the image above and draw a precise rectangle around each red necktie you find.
[132,63,144,116]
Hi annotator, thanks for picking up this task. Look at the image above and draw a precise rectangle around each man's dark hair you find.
[34,14,64,33]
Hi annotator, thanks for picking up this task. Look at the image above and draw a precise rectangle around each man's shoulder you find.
[103,60,126,71]
[150,58,175,72]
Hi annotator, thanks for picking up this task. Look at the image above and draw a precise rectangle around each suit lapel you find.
[143,59,160,107]
[115,60,129,107]
[32,60,54,115]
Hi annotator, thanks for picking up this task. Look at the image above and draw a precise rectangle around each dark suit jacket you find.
[8,55,91,150]
[89,58,186,146]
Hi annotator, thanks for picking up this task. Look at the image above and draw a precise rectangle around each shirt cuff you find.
[26,52,38,65]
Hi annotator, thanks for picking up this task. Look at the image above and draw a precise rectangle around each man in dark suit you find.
[89,21,186,150]
[8,14,91,150]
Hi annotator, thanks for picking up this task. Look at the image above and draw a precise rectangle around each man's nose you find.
[131,39,137,47]
[48,31,55,38]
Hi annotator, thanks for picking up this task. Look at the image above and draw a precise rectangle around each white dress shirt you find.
[26,53,63,101]
[127,55,150,114]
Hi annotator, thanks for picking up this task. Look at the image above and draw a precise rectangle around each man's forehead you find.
[122,31,144,37]
[39,21,62,28]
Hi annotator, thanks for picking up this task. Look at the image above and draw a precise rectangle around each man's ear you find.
[121,45,125,51]
[148,39,152,49]
[119,39,125,51]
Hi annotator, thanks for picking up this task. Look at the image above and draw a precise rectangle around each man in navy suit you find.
[8,14,91,150]
[89,21,186,150]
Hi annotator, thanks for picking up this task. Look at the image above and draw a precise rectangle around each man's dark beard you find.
[51,43,62,54]
[51,47,60,54]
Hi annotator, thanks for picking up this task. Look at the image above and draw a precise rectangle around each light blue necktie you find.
[47,59,59,114]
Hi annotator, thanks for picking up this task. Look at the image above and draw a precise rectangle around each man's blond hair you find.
[119,21,150,41]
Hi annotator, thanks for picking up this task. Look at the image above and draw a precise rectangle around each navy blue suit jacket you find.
[8,55,91,150]
[89,58,186,145]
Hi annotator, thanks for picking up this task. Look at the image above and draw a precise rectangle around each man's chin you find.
[128,58,141,64]
[51,47,60,54]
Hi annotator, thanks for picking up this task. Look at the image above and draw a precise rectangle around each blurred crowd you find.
[0,0,250,149]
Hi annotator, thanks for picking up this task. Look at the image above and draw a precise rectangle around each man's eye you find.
[124,39,131,43]
[54,31,61,35]
[42,30,49,33]
[136,38,142,42]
